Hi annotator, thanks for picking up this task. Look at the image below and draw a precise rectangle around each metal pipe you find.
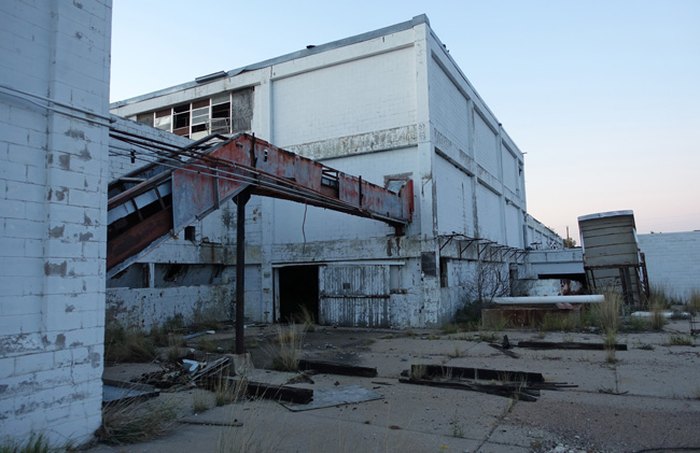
[492,295,605,305]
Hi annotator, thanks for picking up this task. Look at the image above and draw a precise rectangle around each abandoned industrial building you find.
[108,14,562,331]
[3,2,700,449]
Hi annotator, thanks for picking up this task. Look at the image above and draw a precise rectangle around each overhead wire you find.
[107,133,393,220]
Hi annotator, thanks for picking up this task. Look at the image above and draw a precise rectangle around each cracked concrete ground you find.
[93,321,700,452]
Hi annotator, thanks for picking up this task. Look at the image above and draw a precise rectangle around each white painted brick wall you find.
[0,0,112,447]
[638,231,700,300]
[271,46,416,147]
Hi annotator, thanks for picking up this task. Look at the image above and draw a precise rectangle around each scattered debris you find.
[410,364,545,384]
[285,372,315,385]
[400,377,540,402]
[102,379,159,405]
[136,363,192,389]
[182,359,203,373]
[488,342,520,359]
[631,311,690,320]
[517,341,627,351]
[191,357,231,385]
[183,330,216,341]
[400,364,574,402]
[230,378,313,404]
[298,359,378,377]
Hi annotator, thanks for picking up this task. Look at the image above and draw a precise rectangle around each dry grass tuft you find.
[539,313,578,332]
[410,364,427,380]
[599,292,622,364]
[192,390,211,413]
[598,291,621,334]
[668,335,694,346]
[96,397,176,445]
[688,290,700,315]
[268,324,307,371]
[0,434,49,453]
[104,324,157,363]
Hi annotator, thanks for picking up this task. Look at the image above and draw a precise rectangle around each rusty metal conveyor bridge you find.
[107,132,413,353]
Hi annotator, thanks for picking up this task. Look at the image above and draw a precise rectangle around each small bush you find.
[104,324,156,363]
[624,316,651,332]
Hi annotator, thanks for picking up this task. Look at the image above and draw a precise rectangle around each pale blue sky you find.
[110,0,700,240]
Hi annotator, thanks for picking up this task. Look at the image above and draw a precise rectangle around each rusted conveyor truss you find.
[107,133,413,277]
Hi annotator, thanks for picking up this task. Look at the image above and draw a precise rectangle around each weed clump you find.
[104,324,156,363]
[269,324,307,371]
[0,434,49,453]
[97,398,176,445]
[599,291,622,364]
[668,335,694,346]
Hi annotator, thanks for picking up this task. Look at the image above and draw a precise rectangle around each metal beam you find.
[107,133,414,275]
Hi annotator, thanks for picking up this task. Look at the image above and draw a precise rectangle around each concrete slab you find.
[281,384,383,411]
[94,326,700,452]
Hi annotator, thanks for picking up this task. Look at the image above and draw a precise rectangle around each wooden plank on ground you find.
[298,359,378,377]
[517,341,627,351]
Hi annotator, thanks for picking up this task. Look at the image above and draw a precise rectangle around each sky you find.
[110,0,700,241]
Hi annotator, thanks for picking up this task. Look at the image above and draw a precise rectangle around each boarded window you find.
[231,88,253,132]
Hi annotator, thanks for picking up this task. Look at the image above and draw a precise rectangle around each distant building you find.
[638,231,700,301]
[109,15,561,329]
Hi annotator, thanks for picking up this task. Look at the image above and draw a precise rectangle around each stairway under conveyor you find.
[107,132,413,353]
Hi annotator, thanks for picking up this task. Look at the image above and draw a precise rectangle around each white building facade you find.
[0,0,112,446]
[638,231,700,301]
[109,15,560,329]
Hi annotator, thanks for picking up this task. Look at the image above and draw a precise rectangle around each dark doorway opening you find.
[279,265,319,323]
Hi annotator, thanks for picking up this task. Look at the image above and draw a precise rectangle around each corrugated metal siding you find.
[320,265,389,296]
[319,265,390,327]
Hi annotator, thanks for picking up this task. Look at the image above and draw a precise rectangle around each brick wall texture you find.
[0,0,112,446]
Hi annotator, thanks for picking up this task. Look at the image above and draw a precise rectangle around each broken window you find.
[154,109,171,131]
[231,88,253,132]
[133,87,253,138]
[211,93,231,134]
[136,112,153,127]
[173,103,190,136]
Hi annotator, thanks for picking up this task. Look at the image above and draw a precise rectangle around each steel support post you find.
[234,190,251,354]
